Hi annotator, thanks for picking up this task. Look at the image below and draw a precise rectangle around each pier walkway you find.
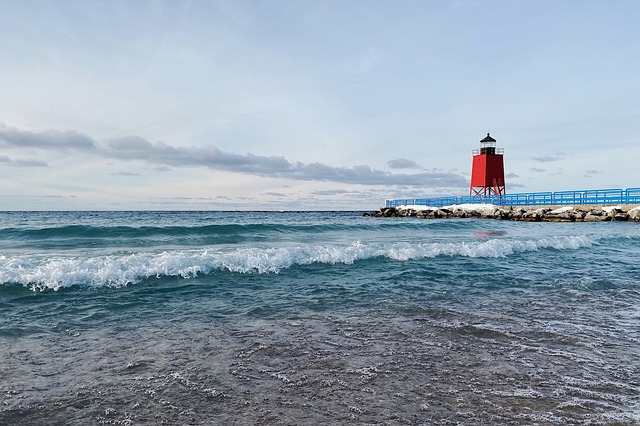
[385,187,640,208]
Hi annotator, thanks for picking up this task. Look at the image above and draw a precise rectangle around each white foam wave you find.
[0,235,596,291]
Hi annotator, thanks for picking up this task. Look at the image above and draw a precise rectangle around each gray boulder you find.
[628,208,640,221]
[584,209,610,222]
[543,208,575,222]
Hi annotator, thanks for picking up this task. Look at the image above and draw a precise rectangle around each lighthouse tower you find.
[470,133,505,198]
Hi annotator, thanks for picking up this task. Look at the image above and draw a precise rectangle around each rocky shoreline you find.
[365,204,640,222]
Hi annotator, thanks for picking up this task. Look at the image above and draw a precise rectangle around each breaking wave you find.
[0,235,596,291]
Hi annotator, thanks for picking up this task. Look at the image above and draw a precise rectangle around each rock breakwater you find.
[365,205,640,222]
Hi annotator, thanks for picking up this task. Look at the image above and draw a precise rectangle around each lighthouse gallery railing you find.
[385,187,640,208]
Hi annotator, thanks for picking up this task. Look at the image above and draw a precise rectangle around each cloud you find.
[103,136,468,187]
[506,172,520,178]
[311,189,351,196]
[0,154,48,167]
[532,152,566,163]
[507,182,527,189]
[584,169,603,177]
[300,162,467,186]
[13,159,49,167]
[111,171,140,176]
[529,167,546,173]
[387,159,421,169]
[0,123,97,151]
[104,136,293,173]
[0,124,468,188]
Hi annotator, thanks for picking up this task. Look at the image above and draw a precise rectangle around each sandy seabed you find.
[2,305,638,426]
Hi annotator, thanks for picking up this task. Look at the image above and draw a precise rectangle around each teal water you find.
[1,211,639,425]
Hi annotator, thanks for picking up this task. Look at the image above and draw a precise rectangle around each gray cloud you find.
[506,172,520,178]
[0,154,48,167]
[111,171,140,176]
[0,123,97,151]
[103,136,468,187]
[0,124,468,188]
[311,189,351,196]
[104,136,293,173]
[532,152,566,163]
[584,169,603,177]
[387,158,421,169]
[13,159,49,167]
[529,167,546,173]
[507,182,527,189]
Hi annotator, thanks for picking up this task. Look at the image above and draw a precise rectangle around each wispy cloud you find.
[311,189,351,196]
[110,171,140,176]
[6,194,78,199]
[507,182,527,188]
[549,169,563,176]
[584,169,603,177]
[387,159,421,170]
[532,152,566,163]
[0,154,49,167]
[529,167,546,173]
[13,159,49,167]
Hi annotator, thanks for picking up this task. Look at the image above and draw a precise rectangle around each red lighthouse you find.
[470,133,505,198]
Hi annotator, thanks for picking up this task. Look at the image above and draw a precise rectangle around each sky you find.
[1,0,639,210]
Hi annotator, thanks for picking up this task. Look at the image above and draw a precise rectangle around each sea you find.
[0,211,639,425]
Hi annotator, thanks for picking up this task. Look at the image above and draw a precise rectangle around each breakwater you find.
[385,187,640,208]
[367,204,640,222]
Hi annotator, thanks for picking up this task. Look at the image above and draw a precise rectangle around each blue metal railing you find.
[385,187,640,208]
[626,187,640,204]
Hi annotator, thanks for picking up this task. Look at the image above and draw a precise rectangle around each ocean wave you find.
[0,223,296,239]
[0,219,476,241]
[0,235,596,291]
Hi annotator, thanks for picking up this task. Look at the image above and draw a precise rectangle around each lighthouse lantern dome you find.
[480,133,497,154]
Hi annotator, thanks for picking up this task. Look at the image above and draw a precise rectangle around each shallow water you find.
[1,211,639,425]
